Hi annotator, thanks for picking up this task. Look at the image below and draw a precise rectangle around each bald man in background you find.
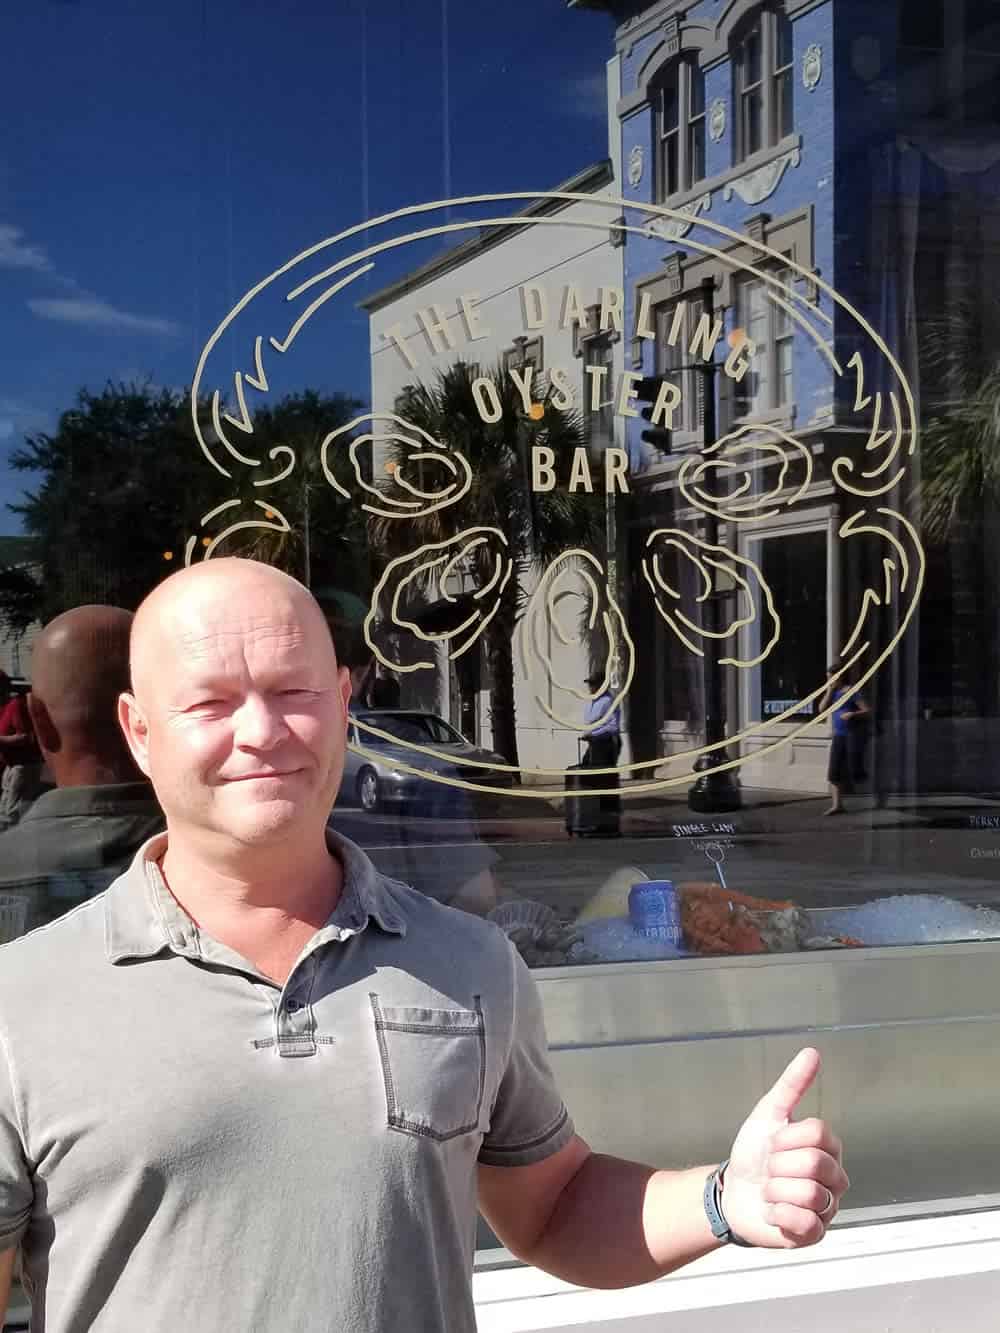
[0,605,163,931]
[0,559,847,1332]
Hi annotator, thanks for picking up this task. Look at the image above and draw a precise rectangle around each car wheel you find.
[357,767,380,814]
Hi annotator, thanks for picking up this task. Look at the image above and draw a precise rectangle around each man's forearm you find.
[523,1153,722,1289]
[0,1246,17,1319]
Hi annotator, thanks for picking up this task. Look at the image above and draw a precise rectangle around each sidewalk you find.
[467,785,1000,842]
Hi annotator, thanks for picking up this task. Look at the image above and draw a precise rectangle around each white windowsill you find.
[473,1209,1000,1331]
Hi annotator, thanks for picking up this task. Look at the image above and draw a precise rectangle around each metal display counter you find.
[532,941,1000,1210]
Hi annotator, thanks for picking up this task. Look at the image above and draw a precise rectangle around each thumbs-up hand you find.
[719,1048,849,1248]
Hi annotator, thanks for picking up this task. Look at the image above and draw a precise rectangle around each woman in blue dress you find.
[818,666,871,816]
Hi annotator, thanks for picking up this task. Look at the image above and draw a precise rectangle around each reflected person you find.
[818,666,871,817]
[0,559,848,1331]
[582,670,621,768]
[0,671,42,832]
[0,606,164,931]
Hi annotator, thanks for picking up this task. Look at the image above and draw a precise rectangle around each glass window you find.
[7,4,1000,1293]
[654,58,705,200]
[774,13,794,141]
[734,268,793,415]
[655,294,706,434]
[583,335,616,450]
[757,532,827,720]
[355,711,467,746]
[735,19,765,159]
[502,336,543,374]
[733,7,794,162]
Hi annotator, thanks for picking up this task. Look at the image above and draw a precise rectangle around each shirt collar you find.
[20,782,159,822]
[104,827,407,965]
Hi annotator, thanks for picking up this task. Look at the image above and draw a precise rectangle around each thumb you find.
[747,1047,821,1126]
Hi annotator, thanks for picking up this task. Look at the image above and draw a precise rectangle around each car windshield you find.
[355,713,468,746]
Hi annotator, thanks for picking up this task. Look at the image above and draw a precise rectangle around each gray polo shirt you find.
[0,831,574,1332]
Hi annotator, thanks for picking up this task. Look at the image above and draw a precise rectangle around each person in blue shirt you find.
[582,672,622,768]
[819,666,871,816]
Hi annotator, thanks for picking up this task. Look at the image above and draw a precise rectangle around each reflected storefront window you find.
[4,0,1000,1286]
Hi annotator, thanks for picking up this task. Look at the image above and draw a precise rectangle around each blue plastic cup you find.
[628,880,681,944]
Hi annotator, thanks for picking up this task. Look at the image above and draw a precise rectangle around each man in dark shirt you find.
[0,606,163,933]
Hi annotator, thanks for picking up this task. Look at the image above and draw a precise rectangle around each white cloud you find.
[0,223,51,270]
[0,225,51,272]
[27,296,181,337]
[2,219,182,338]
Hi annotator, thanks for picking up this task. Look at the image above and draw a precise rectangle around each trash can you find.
[564,762,621,838]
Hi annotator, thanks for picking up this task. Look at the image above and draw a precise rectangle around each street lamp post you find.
[687,275,742,814]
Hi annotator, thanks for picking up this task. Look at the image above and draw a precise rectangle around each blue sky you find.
[0,0,613,534]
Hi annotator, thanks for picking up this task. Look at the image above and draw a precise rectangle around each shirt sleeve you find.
[0,701,16,738]
[0,1024,32,1250]
[479,945,576,1168]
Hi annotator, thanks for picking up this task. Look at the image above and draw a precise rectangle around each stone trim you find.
[615,0,828,82]
[632,202,815,313]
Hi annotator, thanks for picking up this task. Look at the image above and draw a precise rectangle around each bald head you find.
[120,558,351,859]
[130,558,337,705]
[29,605,137,785]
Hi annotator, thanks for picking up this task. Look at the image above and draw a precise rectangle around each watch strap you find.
[703,1158,755,1248]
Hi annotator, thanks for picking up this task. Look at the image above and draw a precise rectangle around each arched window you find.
[731,5,793,163]
[652,57,706,201]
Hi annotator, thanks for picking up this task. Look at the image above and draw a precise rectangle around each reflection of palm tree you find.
[920,366,1000,541]
[917,306,1000,712]
[370,362,602,768]
[225,390,367,585]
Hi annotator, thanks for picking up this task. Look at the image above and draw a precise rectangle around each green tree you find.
[7,381,366,621]
[373,362,603,767]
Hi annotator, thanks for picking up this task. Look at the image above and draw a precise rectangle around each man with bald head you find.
[0,606,164,930]
[0,558,848,1332]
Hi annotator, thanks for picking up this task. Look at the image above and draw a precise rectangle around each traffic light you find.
[733,371,761,414]
[636,376,674,455]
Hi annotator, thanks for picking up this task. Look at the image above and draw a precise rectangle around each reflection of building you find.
[361,0,1000,796]
[362,159,628,775]
[575,0,1000,795]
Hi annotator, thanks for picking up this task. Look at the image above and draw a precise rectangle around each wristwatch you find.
[703,1158,755,1247]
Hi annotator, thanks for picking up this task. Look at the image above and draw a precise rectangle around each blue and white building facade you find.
[578,0,915,795]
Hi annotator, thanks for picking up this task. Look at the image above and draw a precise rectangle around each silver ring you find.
[818,1187,836,1221]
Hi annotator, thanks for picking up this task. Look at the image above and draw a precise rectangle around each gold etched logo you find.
[188,192,924,797]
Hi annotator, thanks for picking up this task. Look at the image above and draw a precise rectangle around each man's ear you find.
[338,665,352,719]
[117,692,152,778]
[26,693,59,755]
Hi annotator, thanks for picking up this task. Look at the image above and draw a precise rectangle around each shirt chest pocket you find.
[369,994,486,1142]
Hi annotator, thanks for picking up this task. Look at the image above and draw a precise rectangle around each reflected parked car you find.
[341,709,512,813]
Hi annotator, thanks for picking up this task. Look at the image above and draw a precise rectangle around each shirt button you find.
[286,998,303,1013]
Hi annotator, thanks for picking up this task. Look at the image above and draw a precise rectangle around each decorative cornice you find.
[614,0,831,72]
[633,135,802,216]
[723,145,802,205]
[644,191,714,242]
